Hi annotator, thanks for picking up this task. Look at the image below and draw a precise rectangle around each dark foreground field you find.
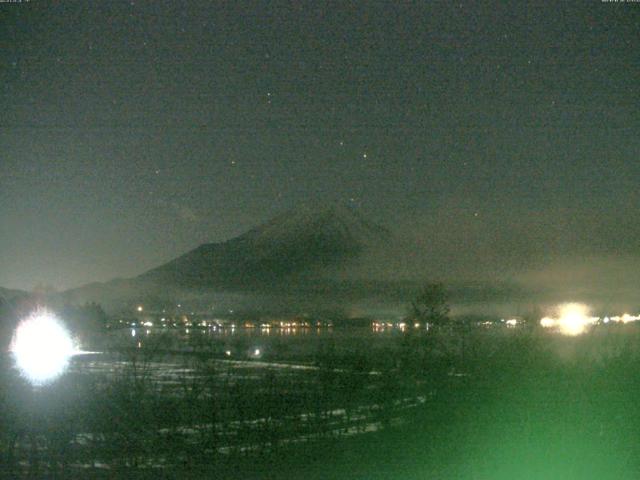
[2,326,640,479]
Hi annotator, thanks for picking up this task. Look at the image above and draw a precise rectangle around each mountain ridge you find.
[138,205,391,288]
[55,205,394,309]
[0,287,28,303]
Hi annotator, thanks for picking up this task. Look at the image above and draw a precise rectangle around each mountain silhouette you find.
[138,205,390,289]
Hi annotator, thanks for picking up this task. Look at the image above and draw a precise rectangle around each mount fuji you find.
[138,205,391,289]
[58,205,397,310]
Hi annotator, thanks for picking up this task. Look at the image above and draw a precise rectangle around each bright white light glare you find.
[540,304,640,335]
[540,317,556,328]
[557,303,593,336]
[539,303,598,336]
[620,313,640,324]
[10,309,76,385]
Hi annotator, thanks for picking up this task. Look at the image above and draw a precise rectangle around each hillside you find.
[138,205,391,289]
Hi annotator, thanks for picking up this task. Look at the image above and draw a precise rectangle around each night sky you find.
[2,1,639,299]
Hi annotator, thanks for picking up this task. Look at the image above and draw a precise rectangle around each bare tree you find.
[410,282,450,330]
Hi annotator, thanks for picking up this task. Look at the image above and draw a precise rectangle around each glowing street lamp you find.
[539,303,598,336]
[9,309,76,386]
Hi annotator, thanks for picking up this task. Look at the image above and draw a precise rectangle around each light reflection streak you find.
[539,303,640,335]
